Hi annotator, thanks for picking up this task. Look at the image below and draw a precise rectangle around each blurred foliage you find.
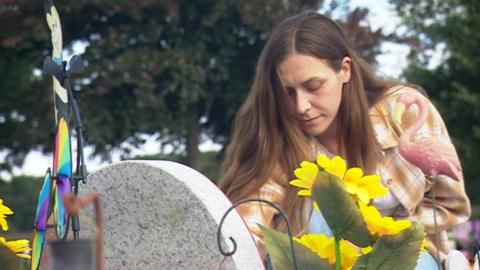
[131,150,223,182]
[390,0,480,204]
[2,231,34,270]
[0,175,43,231]
[0,244,21,270]
[0,0,399,171]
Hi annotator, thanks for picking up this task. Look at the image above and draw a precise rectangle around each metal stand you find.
[43,55,88,240]
[216,198,298,270]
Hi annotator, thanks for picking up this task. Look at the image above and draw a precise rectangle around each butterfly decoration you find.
[30,1,73,269]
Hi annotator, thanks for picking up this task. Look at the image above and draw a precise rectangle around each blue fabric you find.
[415,252,439,270]
[308,208,333,237]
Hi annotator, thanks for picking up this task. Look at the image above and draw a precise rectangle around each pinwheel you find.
[30,1,73,269]
[31,169,52,270]
[52,115,73,239]
[31,115,72,270]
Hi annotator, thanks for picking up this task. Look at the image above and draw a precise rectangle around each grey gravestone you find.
[77,160,264,270]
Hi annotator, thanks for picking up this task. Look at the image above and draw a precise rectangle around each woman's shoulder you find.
[375,84,428,112]
[381,84,425,102]
[369,84,431,149]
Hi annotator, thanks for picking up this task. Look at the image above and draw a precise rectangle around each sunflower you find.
[343,168,388,204]
[0,237,31,259]
[316,154,346,179]
[0,199,13,231]
[294,234,361,270]
[358,202,411,237]
[289,161,319,197]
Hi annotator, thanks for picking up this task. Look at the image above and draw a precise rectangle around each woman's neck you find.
[316,120,340,155]
[317,137,339,155]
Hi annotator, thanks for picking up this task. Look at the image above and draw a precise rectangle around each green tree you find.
[0,0,399,172]
[0,1,54,172]
[0,176,43,231]
[390,0,480,204]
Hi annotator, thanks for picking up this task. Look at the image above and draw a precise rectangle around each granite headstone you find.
[77,160,264,270]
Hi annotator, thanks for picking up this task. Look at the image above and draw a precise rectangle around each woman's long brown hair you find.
[218,11,395,234]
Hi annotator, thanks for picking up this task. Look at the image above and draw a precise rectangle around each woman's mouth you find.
[300,115,323,124]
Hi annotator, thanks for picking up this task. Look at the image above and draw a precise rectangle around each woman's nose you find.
[295,91,311,115]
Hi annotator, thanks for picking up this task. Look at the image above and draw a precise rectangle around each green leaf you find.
[353,222,424,270]
[351,254,369,270]
[312,171,372,247]
[259,225,334,270]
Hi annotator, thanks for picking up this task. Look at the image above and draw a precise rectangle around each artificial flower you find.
[294,234,361,270]
[289,161,318,197]
[342,168,388,204]
[316,154,346,180]
[0,198,14,231]
[0,237,31,259]
[358,202,411,237]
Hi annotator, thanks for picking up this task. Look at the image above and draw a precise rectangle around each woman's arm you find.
[235,179,286,259]
[377,87,471,254]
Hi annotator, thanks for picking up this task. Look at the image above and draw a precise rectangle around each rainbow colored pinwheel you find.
[52,116,72,239]
[31,169,51,270]
[31,116,72,270]
[31,1,72,269]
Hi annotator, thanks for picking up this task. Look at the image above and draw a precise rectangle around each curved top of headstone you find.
[78,160,264,270]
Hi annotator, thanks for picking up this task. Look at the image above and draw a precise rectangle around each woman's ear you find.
[340,56,351,83]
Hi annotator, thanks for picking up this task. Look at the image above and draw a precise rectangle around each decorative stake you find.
[49,193,104,270]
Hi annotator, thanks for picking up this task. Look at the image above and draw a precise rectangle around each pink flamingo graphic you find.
[392,92,462,181]
[392,92,464,269]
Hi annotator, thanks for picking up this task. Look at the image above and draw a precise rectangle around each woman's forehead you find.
[276,54,331,85]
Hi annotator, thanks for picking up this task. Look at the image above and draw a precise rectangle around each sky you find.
[2,0,416,179]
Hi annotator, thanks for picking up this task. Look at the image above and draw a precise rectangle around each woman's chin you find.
[302,126,327,137]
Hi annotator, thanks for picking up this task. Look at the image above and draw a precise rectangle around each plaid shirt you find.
[236,85,471,259]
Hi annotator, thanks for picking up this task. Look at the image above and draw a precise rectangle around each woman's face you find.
[277,53,351,138]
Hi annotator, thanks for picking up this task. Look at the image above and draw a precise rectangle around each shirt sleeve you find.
[379,87,471,254]
[235,179,286,259]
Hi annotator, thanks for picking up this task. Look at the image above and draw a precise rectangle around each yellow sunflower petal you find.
[326,156,347,179]
[16,253,31,259]
[356,188,370,204]
[391,219,412,233]
[294,162,318,183]
[300,160,318,169]
[344,168,363,184]
[316,154,331,168]
[289,179,311,189]
[0,217,9,231]
[359,202,412,236]
[361,246,373,255]
[0,199,13,216]
[343,182,356,194]
[297,190,311,196]
[339,239,362,270]
[0,237,31,259]
[366,184,389,198]
[357,174,379,184]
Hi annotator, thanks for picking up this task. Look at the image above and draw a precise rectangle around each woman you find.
[218,11,470,269]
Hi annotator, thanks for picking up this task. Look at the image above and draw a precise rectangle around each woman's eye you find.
[306,85,321,92]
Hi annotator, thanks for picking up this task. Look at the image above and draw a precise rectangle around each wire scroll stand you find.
[216,198,298,270]
[43,55,88,240]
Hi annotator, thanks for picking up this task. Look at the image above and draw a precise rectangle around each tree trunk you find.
[185,104,200,170]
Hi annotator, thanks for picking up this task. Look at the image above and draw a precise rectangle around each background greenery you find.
[0,0,478,232]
